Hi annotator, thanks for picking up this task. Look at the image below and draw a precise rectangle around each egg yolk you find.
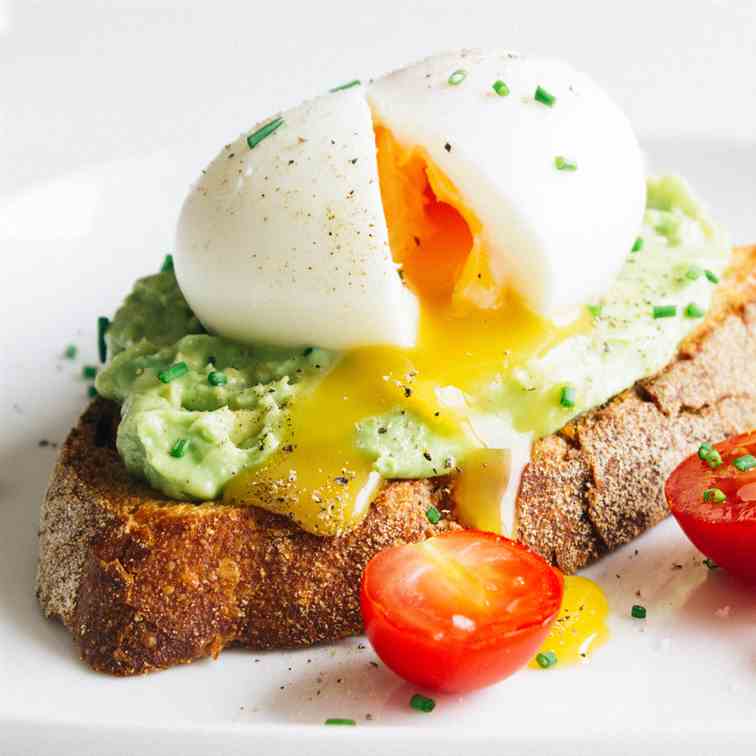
[224,126,587,535]
[530,576,609,667]
[374,126,503,311]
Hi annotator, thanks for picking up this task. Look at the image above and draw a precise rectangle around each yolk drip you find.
[531,576,609,668]
[224,127,588,535]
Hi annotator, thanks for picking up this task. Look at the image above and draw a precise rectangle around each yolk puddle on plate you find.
[224,126,589,535]
[530,576,609,668]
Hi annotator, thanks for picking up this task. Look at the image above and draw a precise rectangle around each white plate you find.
[2,3,756,755]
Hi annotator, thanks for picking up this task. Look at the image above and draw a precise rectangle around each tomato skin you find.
[360,531,564,693]
[666,431,756,583]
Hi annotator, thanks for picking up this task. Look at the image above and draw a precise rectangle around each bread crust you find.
[515,246,756,572]
[37,246,756,674]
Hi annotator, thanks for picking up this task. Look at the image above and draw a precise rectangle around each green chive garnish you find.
[64,344,78,359]
[425,505,442,525]
[410,694,436,713]
[698,442,714,459]
[534,85,555,107]
[492,79,509,96]
[698,443,723,469]
[208,371,228,386]
[706,452,723,469]
[703,487,726,503]
[87,385,98,398]
[703,558,718,570]
[329,79,361,93]
[631,604,647,619]
[685,302,705,319]
[448,69,467,86]
[247,117,284,150]
[82,365,98,380]
[559,385,576,408]
[686,265,703,281]
[653,305,677,319]
[536,651,558,668]
[170,438,190,458]
[160,254,174,273]
[97,316,110,363]
[631,237,644,253]
[705,451,723,469]
[158,361,189,383]
[734,454,756,472]
[554,155,577,171]
[704,270,719,284]
[324,718,356,726]
[586,304,602,318]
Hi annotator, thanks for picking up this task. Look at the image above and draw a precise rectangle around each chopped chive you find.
[492,79,509,96]
[170,438,190,458]
[97,316,110,363]
[685,302,705,319]
[653,305,677,319]
[631,604,647,619]
[705,450,724,469]
[329,79,361,93]
[703,558,718,570]
[559,385,576,408]
[703,487,726,503]
[82,365,98,380]
[631,237,644,253]
[448,69,467,86]
[704,270,719,284]
[208,371,228,386]
[160,254,174,273]
[324,718,356,726]
[534,85,556,107]
[535,651,558,668]
[303,346,314,356]
[698,443,723,469]
[247,117,284,150]
[734,454,756,472]
[586,303,602,318]
[425,505,442,525]
[158,361,189,383]
[686,265,703,281]
[409,694,436,713]
[87,385,98,398]
[554,155,577,171]
[698,442,714,460]
[64,344,78,359]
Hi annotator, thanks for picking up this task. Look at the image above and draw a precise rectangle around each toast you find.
[37,246,756,675]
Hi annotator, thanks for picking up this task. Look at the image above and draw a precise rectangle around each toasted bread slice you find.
[37,246,756,675]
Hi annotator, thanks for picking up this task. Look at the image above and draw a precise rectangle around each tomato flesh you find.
[666,430,756,582]
[360,530,564,693]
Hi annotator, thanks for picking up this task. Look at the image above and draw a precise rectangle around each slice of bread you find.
[37,246,756,675]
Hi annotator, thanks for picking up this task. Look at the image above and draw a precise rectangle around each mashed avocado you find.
[96,176,729,505]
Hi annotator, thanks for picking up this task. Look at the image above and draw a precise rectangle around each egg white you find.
[175,86,418,350]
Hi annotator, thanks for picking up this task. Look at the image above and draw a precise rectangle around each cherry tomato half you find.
[666,430,756,582]
[360,530,564,693]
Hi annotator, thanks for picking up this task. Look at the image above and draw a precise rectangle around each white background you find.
[1,2,756,755]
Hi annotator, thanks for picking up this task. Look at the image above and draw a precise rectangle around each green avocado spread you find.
[96,176,730,517]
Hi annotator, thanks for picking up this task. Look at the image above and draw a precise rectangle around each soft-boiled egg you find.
[176,49,645,349]
[175,50,646,537]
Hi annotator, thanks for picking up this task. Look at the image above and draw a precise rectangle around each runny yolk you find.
[224,126,588,536]
[530,576,610,668]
